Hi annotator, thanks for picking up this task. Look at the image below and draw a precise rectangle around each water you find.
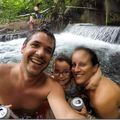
[0,31,120,84]
[64,24,120,44]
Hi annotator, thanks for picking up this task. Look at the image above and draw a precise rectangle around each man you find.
[0,29,85,119]
[71,46,120,119]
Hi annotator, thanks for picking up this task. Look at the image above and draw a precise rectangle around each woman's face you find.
[53,60,71,87]
[71,50,97,86]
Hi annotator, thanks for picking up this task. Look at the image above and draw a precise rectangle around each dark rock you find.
[0,31,28,42]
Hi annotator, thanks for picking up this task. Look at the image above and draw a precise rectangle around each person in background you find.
[71,46,120,118]
[34,3,42,19]
[28,14,35,31]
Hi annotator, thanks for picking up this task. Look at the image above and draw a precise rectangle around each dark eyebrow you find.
[31,40,53,52]
[31,41,40,44]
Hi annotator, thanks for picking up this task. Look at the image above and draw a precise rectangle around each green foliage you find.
[0,0,28,23]
[0,0,54,23]
[0,0,119,25]
[0,0,75,23]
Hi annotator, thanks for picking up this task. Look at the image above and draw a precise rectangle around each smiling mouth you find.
[30,57,46,66]
[75,74,84,77]
[59,79,67,81]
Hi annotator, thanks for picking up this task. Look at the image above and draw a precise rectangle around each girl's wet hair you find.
[72,46,99,66]
[23,28,56,55]
[54,54,72,68]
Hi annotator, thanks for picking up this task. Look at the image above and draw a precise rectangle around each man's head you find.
[23,29,56,54]
[53,55,71,87]
[71,46,99,85]
[21,28,56,76]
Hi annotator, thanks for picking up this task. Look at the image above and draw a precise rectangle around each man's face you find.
[21,32,54,76]
[72,50,97,86]
[54,61,71,87]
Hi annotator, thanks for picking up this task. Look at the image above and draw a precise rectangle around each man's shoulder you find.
[0,64,17,83]
[41,73,63,98]
[0,63,16,71]
[45,73,62,90]
[46,74,60,86]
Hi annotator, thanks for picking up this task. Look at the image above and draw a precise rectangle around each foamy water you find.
[0,33,120,83]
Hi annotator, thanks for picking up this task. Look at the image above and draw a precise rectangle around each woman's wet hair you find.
[54,54,72,68]
[23,28,56,55]
[72,46,99,66]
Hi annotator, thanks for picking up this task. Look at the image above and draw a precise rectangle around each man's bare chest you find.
[0,87,47,110]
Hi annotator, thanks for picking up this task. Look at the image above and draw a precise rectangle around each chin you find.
[75,78,86,85]
[30,71,41,76]
[27,68,42,76]
[59,81,68,86]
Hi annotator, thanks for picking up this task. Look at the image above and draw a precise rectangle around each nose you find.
[74,65,81,72]
[36,48,45,57]
[59,73,63,77]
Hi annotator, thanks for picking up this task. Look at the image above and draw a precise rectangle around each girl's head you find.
[53,54,71,87]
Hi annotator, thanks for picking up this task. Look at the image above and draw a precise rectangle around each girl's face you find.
[53,60,71,87]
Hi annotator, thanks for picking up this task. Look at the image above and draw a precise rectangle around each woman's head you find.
[71,46,99,86]
[53,54,71,87]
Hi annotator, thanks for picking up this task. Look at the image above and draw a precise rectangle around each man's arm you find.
[47,81,86,119]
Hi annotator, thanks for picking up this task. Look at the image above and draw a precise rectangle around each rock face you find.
[0,21,29,41]
[0,31,28,42]
[0,21,29,34]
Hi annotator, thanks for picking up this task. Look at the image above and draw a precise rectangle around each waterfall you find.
[64,24,120,44]
[0,31,120,84]
[0,24,120,84]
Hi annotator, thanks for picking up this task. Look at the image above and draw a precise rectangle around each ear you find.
[93,64,99,73]
[21,44,26,54]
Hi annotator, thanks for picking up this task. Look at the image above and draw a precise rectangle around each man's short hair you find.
[23,28,56,55]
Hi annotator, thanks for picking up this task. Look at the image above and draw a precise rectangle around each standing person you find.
[71,46,120,118]
[0,28,86,119]
[28,15,35,31]
[34,3,42,19]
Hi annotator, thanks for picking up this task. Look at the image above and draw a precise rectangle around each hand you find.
[5,104,12,108]
[5,104,19,119]
[76,105,90,117]
[85,67,102,90]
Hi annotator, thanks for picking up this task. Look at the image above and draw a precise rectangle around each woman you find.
[71,46,120,118]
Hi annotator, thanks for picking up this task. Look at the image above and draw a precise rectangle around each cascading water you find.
[64,24,120,44]
[0,24,120,84]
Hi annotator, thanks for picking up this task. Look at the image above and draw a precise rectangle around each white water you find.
[0,32,120,83]
[64,24,120,43]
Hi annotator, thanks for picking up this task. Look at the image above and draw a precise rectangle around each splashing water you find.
[0,32,120,84]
